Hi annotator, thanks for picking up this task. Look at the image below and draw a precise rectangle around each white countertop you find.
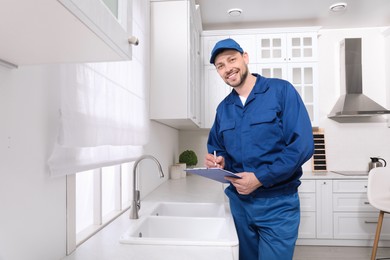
[301,171,369,180]
[62,175,232,260]
[62,171,368,260]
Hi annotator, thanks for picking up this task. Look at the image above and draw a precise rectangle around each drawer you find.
[333,180,368,193]
[299,180,316,192]
[298,211,316,239]
[333,193,376,212]
[334,212,390,240]
[299,193,316,211]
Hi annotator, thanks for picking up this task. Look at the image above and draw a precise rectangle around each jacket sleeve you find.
[254,82,314,187]
[207,112,233,171]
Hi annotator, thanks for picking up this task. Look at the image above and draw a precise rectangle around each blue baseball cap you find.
[210,38,244,64]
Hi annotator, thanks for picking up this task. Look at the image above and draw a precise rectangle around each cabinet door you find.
[203,36,227,65]
[299,212,316,239]
[230,35,257,63]
[189,6,202,126]
[203,35,257,64]
[257,63,288,80]
[333,180,368,193]
[288,63,318,123]
[1,0,133,65]
[334,213,390,240]
[316,180,333,239]
[150,1,188,121]
[287,33,318,62]
[256,34,287,63]
[333,193,376,212]
[257,62,318,125]
[204,66,231,128]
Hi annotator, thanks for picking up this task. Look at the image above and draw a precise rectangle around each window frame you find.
[66,163,132,255]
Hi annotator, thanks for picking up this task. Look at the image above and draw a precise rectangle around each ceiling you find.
[195,0,390,31]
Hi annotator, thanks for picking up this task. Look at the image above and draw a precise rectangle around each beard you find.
[224,65,249,88]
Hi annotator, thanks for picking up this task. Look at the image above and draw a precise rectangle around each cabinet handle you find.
[128,36,139,46]
[364,185,367,189]
[364,202,370,205]
[365,221,378,224]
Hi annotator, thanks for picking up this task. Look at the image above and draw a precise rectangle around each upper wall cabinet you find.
[150,0,202,129]
[256,33,318,63]
[0,0,134,67]
[202,28,320,128]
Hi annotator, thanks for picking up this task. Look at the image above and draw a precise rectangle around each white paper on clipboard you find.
[184,167,241,183]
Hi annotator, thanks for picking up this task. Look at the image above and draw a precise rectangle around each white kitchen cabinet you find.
[202,29,319,129]
[298,180,316,239]
[333,180,390,240]
[316,180,334,239]
[255,32,319,125]
[256,32,318,124]
[334,212,390,240]
[150,0,202,129]
[297,175,390,246]
[202,35,257,65]
[257,62,318,124]
[204,67,231,127]
[203,63,256,128]
[202,35,258,128]
[256,33,318,63]
[0,0,134,67]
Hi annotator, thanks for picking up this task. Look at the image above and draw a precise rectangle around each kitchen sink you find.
[119,215,237,246]
[119,202,238,246]
[150,202,226,218]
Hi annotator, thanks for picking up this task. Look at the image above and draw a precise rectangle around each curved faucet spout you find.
[129,155,164,219]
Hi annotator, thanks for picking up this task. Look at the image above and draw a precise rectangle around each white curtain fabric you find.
[48,62,148,176]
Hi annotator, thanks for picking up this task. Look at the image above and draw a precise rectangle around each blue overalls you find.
[207,74,314,260]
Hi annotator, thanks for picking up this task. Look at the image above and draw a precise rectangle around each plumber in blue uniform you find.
[204,38,314,260]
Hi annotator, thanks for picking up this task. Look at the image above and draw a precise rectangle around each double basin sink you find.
[119,202,238,246]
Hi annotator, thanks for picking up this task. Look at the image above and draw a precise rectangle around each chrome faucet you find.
[129,155,164,219]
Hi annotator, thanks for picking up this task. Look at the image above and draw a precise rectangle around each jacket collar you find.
[226,74,269,105]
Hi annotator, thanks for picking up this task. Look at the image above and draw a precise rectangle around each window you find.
[67,162,134,253]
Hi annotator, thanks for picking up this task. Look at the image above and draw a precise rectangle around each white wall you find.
[0,1,179,260]
[0,66,66,260]
[318,27,390,171]
[179,129,209,167]
[180,27,390,173]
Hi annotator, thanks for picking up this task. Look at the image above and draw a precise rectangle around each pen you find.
[214,151,217,166]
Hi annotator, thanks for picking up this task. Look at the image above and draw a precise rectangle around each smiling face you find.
[214,49,249,89]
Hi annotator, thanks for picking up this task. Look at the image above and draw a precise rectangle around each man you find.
[204,38,314,260]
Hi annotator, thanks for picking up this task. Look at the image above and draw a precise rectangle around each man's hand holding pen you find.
[204,152,225,169]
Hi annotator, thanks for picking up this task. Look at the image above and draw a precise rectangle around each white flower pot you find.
[170,164,183,180]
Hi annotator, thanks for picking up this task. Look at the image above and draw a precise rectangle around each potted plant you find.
[179,150,198,167]
[176,150,198,178]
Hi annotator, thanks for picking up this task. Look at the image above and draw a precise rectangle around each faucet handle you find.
[135,190,141,210]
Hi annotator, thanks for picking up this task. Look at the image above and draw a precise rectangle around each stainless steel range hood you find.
[328,38,390,120]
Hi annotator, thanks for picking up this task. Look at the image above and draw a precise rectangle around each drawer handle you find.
[364,202,370,205]
[364,185,368,189]
[365,221,378,224]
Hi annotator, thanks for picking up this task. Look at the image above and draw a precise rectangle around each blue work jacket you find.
[207,74,314,198]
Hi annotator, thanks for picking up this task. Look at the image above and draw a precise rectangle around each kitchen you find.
[1,0,390,260]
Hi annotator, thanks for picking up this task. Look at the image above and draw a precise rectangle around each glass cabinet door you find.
[256,34,287,63]
[287,33,318,62]
[288,63,318,123]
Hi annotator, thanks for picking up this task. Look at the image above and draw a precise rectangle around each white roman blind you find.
[48,61,148,176]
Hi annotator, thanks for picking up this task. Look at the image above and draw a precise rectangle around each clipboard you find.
[184,167,241,183]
